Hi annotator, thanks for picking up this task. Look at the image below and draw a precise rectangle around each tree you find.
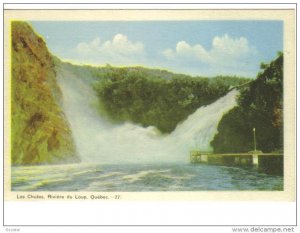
[211,53,283,153]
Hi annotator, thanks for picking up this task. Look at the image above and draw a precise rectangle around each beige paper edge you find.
[3,9,296,201]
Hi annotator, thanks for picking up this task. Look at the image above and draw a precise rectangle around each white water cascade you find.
[56,63,239,164]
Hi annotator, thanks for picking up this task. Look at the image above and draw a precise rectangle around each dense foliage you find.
[211,53,283,153]
[93,66,249,133]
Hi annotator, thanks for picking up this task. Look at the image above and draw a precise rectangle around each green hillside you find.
[211,53,283,153]
[92,66,249,133]
[11,22,79,165]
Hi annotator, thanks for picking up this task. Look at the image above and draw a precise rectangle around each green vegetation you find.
[10,21,283,166]
[11,22,79,165]
[93,66,249,133]
[211,53,283,153]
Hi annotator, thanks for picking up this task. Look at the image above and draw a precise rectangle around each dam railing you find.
[190,151,283,176]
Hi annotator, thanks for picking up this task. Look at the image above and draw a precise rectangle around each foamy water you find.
[56,63,238,164]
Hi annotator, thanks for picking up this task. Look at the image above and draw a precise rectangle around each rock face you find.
[11,21,79,165]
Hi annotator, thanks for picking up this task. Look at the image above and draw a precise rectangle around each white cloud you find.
[163,40,211,62]
[162,34,258,76]
[75,34,145,65]
[69,33,259,77]
[210,34,253,63]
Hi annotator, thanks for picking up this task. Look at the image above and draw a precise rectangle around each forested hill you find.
[211,53,283,153]
[92,65,250,133]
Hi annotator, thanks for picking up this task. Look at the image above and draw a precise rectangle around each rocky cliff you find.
[11,21,79,165]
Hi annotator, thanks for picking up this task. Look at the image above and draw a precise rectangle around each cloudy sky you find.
[30,21,282,78]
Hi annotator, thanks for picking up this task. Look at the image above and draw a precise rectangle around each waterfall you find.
[56,63,239,164]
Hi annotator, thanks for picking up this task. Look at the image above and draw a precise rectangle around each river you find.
[12,163,283,191]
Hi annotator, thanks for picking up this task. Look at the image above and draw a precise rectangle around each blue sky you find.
[30,21,283,78]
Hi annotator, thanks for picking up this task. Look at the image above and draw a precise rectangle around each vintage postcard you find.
[3,8,295,205]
